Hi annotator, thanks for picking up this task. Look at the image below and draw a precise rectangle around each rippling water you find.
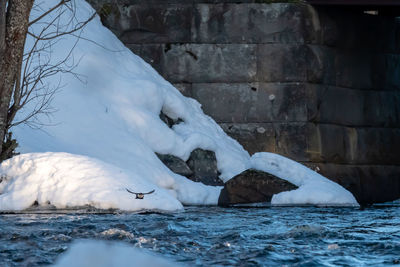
[0,205,399,266]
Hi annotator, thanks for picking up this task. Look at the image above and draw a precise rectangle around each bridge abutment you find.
[88,0,400,204]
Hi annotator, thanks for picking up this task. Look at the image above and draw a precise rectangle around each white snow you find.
[0,152,182,211]
[53,240,178,267]
[0,0,359,211]
[251,153,358,205]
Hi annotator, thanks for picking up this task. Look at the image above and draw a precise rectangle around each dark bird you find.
[126,188,155,199]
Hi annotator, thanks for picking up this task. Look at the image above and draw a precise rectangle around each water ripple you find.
[0,205,399,266]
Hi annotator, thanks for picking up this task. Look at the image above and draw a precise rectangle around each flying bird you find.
[126,188,155,199]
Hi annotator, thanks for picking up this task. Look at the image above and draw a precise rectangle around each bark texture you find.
[0,0,34,156]
[0,1,6,57]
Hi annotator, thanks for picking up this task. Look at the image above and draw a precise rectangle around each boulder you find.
[187,149,223,186]
[156,149,224,186]
[218,169,297,206]
[156,153,193,177]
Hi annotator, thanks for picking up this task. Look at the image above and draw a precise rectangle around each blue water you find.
[0,205,399,266]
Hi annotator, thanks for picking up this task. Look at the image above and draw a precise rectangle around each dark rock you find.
[156,153,193,177]
[187,149,223,186]
[159,112,183,128]
[218,169,298,206]
[157,149,223,186]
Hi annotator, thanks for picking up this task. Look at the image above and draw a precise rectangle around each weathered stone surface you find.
[221,122,400,165]
[255,44,385,89]
[121,4,193,43]
[191,82,400,127]
[303,163,400,205]
[362,90,400,127]
[163,44,257,83]
[372,54,400,91]
[335,50,373,90]
[221,122,309,160]
[93,3,193,43]
[257,44,308,82]
[307,84,400,127]
[255,44,334,83]
[256,44,374,87]
[269,44,375,88]
[192,3,311,44]
[126,44,164,74]
[191,82,307,123]
[315,47,400,91]
[316,7,400,53]
[305,45,336,84]
[220,123,276,155]
[306,124,400,165]
[172,83,192,97]
[187,149,223,186]
[89,1,319,44]
[156,153,193,177]
[218,169,298,206]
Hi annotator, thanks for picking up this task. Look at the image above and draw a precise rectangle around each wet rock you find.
[156,153,193,177]
[187,149,223,186]
[218,169,297,206]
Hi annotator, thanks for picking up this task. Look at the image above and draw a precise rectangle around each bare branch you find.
[7,0,93,131]
[27,12,96,41]
[28,0,71,26]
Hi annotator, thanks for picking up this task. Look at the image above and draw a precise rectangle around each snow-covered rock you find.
[251,153,358,206]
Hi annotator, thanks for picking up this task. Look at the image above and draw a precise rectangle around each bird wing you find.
[143,190,155,195]
[126,188,138,195]
[126,188,155,195]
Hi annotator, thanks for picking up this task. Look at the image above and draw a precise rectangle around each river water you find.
[0,204,399,266]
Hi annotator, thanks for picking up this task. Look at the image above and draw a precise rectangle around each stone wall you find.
[87,0,400,203]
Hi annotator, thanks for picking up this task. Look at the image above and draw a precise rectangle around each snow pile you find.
[53,240,178,267]
[251,153,358,205]
[0,0,359,211]
[0,153,182,211]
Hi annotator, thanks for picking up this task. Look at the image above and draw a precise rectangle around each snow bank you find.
[251,153,358,205]
[53,240,178,267]
[0,153,182,211]
[0,0,359,211]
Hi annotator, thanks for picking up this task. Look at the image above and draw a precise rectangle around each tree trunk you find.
[0,0,34,156]
[0,1,6,64]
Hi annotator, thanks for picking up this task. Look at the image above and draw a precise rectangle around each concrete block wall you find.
[87,0,400,203]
